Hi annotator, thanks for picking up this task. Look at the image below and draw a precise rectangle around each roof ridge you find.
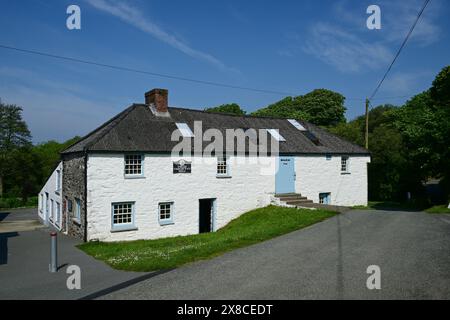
[146,105,309,122]
[60,104,138,154]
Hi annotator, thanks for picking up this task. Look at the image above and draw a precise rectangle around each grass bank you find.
[78,205,337,272]
[425,205,450,214]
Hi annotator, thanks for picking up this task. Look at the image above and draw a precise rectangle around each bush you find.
[0,196,38,209]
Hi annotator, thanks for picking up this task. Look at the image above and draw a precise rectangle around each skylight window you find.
[266,129,286,142]
[287,119,307,131]
[175,123,194,137]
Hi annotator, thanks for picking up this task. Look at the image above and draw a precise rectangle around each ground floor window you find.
[75,198,81,222]
[56,202,61,226]
[319,192,331,205]
[112,202,134,229]
[158,202,174,225]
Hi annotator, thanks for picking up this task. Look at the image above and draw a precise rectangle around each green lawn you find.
[0,196,38,210]
[78,205,337,272]
[425,205,450,214]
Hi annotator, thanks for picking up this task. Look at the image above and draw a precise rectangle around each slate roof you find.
[61,104,369,155]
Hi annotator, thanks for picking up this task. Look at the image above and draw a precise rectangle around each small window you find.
[39,194,43,212]
[319,193,331,205]
[175,123,194,138]
[45,192,49,214]
[124,154,143,176]
[217,156,230,177]
[50,199,54,221]
[56,169,61,193]
[75,198,81,222]
[326,154,332,160]
[112,202,134,229]
[341,156,349,173]
[266,129,286,142]
[67,199,73,213]
[159,202,174,225]
[56,202,61,225]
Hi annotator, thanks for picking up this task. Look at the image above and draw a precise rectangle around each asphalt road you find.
[99,210,450,300]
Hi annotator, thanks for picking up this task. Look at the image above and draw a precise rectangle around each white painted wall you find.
[86,154,276,242]
[38,162,63,230]
[85,153,369,242]
[296,155,370,206]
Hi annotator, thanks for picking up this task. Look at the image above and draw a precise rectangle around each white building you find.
[38,161,63,230]
[39,89,370,242]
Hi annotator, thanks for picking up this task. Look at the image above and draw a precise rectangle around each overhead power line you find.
[0,44,295,96]
[368,0,431,101]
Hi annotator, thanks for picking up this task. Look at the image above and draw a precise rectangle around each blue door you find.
[276,156,296,194]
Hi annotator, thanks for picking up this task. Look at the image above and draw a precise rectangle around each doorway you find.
[199,198,216,233]
[275,156,296,194]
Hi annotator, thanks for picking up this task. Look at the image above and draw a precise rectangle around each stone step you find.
[285,199,314,205]
[278,196,308,201]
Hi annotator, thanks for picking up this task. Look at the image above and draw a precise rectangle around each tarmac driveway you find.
[98,209,450,300]
[0,208,151,300]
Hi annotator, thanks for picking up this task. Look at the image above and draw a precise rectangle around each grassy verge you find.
[0,196,38,210]
[425,205,450,214]
[78,205,337,272]
[352,201,426,211]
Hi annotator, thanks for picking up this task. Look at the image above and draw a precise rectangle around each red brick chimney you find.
[145,88,168,113]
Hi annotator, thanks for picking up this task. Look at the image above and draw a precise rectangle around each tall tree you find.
[0,102,32,196]
[205,103,246,115]
[251,89,346,126]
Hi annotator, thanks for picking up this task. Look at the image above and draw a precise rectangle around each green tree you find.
[251,89,346,126]
[205,103,246,115]
[0,102,32,196]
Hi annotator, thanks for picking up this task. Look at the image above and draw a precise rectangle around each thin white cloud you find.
[299,0,442,73]
[85,0,239,74]
[378,71,433,96]
[303,23,392,73]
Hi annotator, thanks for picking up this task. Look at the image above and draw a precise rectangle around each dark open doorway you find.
[199,198,215,233]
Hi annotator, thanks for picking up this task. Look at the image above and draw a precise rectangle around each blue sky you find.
[0,0,449,143]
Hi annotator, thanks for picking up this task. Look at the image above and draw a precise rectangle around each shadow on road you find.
[0,231,18,265]
[0,211,12,222]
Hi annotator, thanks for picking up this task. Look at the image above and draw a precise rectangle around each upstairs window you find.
[266,129,286,142]
[341,156,349,173]
[175,123,194,138]
[56,169,61,193]
[124,154,143,176]
[217,156,230,177]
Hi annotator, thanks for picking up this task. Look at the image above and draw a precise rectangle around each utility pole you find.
[365,98,369,149]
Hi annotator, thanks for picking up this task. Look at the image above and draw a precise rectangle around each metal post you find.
[365,98,369,150]
[49,232,57,273]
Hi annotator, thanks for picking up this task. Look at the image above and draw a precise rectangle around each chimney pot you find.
[145,88,168,113]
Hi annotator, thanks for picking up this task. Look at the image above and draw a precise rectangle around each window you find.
[124,154,143,176]
[326,154,332,161]
[266,129,286,142]
[158,202,174,225]
[50,199,54,221]
[319,193,331,205]
[67,199,73,213]
[216,156,230,177]
[75,198,81,222]
[287,119,307,131]
[112,202,134,229]
[56,169,61,193]
[45,192,49,215]
[56,202,61,226]
[175,123,194,138]
[341,156,349,173]
[39,194,43,212]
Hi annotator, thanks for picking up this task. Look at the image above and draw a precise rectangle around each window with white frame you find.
[158,202,174,225]
[50,199,54,221]
[341,156,349,173]
[217,156,229,176]
[56,169,61,193]
[56,202,61,226]
[112,202,134,227]
[124,154,143,176]
[75,198,81,222]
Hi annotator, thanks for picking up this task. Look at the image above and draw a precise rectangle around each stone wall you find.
[62,153,86,240]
